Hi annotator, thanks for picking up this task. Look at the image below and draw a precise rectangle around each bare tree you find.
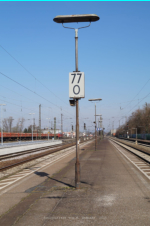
[11,118,25,132]
[3,118,9,132]
[17,118,25,132]
[8,117,14,132]
[116,102,150,138]
[3,117,13,132]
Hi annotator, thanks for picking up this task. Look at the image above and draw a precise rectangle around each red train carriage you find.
[0,132,63,141]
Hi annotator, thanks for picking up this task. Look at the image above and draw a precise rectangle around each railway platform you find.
[0,140,62,155]
[0,138,150,225]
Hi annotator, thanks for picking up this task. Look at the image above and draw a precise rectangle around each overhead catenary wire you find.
[122,78,150,110]
[0,84,74,121]
[0,44,70,107]
[0,45,91,124]
[0,71,75,118]
[126,91,150,115]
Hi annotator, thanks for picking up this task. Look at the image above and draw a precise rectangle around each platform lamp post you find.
[132,128,137,144]
[0,104,6,145]
[128,129,132,138]
[88,99,102,151]
[53,14,100,189]
[98,115,102,137]
[103,128,105,137]
[100,119,103,139]
[29,113,35,142]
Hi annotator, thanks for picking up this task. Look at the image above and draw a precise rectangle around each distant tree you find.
[18,118,25,132]
[116,102,150,137]
[28,126,32,133]
[12,126,18,132]
[3,118,9,132]
[3,117,14,132]
[24,128,28,133]
[10,117,25,132]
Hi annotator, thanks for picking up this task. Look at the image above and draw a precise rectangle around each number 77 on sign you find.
[69,72,85,99]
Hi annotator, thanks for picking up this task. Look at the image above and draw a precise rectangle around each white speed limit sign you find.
[69,72,85,98]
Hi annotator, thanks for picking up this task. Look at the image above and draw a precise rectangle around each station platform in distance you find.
[0,138,150,225]
[0,140,62,156]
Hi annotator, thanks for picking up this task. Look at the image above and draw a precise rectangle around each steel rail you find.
[118,138,150,148]
[0,143,65,161]
[110,137,150,164]
[0,139,76,160]
[0,142,76,172]
[119,137,150,145]
[0,138,92,172]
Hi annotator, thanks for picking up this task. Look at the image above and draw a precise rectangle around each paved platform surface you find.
[0,138,150,225]
[0,140,62,155]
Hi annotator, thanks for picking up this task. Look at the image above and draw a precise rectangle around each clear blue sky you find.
[0,2,150,132]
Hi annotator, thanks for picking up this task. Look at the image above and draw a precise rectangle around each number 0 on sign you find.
[69,72,85,98]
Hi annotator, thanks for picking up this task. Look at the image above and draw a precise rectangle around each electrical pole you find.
[39,104,41,139]
[54,117,56,140]
[100,116,103,140]
[89,100,102,148]
[46,118,50,140]
[29,113,35,142]
[0,104,6,145]
[33,118,35,131]
[61,113,63,137]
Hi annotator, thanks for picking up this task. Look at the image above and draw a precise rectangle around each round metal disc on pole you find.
[53,14,100,23]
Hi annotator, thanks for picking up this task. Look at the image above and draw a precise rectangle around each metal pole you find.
[32,115,33,142]
[75,99,80,188]
[54,117,56,140]
[39,104,41,139]
[61,113,63,137]
[136,128,137,144]
[100,118,102,140]
[75,28,80,189]
[75,29,78,71]
[29,113,35,141]
[46,118,50,141]
[20,123,21,142]
[1,106,3,145]
[95,103,97,151]
[48,120,49,140]
[0,104,6,145]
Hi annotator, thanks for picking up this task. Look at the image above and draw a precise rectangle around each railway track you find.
[118,139,150,149]
[0,139,92,172]
[109,137,150,181]
[0,143,66,161]
[110,137,150,163]
[0,139,94,192]
[119,137,150,146]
